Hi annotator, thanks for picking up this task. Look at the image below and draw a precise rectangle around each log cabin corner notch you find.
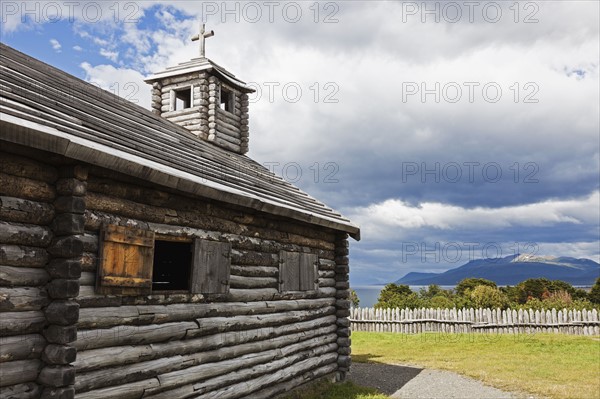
[0,33,359,399]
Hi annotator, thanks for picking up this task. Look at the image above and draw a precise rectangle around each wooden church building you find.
[0,26,359,399]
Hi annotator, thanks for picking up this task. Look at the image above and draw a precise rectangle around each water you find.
[352,285,456,308]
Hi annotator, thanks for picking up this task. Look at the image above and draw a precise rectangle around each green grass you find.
[282,379,388,399]
[352,332,600,399]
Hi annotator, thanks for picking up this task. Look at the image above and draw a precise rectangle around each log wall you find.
[76,165,350,397]
[0,143,352,398]
[0,149,56,398]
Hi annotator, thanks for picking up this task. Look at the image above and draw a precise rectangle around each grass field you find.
[286,332,599,399]
[351,332,600,399]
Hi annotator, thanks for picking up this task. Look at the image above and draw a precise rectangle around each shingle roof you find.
[0,43,360,239]
[145,57,255,93]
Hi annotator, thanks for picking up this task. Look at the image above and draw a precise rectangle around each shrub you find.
[470,285,509,309]
[455,278,496,296]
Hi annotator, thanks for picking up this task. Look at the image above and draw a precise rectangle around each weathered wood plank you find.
[75,316,336,372]
[186,307,335,338]
[145,339,338,396]
[0,152,58,183]
[0,311,46,336]
[157,350,338,399]
[0,359,42,387]
[0,222,52,247]
[230,265,278,278]
[73,378,160,399]
[229,275,278,289]
[75,330,337,393]
[0,381,42,399]
[77,298,335,329]
[0,334,45,363]
[75,321,197,351]
[0,196,55,225]
[0,173,55,203]
[0,287,48,311]
[0,266,49,287]
[0,245,48,268]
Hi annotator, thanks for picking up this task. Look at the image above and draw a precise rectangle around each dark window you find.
[152,241,192,291]
[220,87,234,112]
[174,87,192,110]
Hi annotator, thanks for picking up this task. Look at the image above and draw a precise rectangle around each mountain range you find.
[395,254,600,286]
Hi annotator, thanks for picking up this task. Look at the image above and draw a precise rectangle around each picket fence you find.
[349,307,600,335]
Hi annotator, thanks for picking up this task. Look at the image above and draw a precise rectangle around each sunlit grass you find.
[282,379,388,399]
[352,332,600,399]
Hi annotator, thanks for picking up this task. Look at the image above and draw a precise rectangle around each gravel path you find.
[348,363,537,399]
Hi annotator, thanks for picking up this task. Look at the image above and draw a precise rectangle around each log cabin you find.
[0,28,359,399]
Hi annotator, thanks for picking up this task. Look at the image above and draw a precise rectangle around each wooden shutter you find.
[279,251,318,292]
[97,224,155,296]
[299,253,318,291]
[191,239,231,294]
[279,251,300,292]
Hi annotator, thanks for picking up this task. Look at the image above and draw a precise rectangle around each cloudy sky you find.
[1,1,598,284]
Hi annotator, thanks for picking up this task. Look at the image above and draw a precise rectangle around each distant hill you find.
[395,254,600,286]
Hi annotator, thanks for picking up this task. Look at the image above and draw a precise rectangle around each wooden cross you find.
[191,23,214,58]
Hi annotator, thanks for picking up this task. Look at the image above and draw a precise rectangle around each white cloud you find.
[49,38,61,51]
[347,191,600,240]
[73,45,83,52]
[99,48,119,62]
[80,62,150,109]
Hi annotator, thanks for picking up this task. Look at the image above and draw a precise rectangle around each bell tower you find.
[145,23,254,154]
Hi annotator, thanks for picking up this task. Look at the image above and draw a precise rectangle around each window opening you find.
[174,87,192,110]
[152,240,192,291]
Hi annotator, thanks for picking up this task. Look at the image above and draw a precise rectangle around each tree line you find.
[350,277,600,310]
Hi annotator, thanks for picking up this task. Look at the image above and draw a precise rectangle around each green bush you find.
[470,285,509,309]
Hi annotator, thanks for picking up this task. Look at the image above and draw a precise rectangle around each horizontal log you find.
[0,173,55,203]
[74,378,160,399]
[84,211,150,232]
[79,272,96,286]
[0,311,46,336]
[229,275,278,290]
[75,329,337,393]
[0,245,48,268]
[0,152,58,183]
[75,321,197,351]
[319,270,335,279]
[80,252,97,272]
[187,307,336,339]
[86,211,335,253]
[78,297,335,329]
[144,339,338,397]
[0,266,49,287]
[75,316,336,372]
[318,278,336,288]
[0,334,45,363]
[0,359,42,387]
[231,250,278,267]
[216,107,241,123]
[230,265,278,278]
[319,259,336,271]
[76,286,122,309]
[0,222,52,247]
[154,350,338,399]
[251,364,338,399]
[77,233,99,252]
[0,287,48,312]
[0,196,55,225]
[0,381,42,399]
